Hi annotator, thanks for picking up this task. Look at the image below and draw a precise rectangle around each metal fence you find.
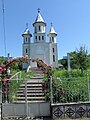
[0,75,90,104]
[52,76,90,103]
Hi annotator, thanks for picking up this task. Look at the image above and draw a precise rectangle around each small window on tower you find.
[39,36,40,40]
[26,37,27,42]
[53,55,55,62]
[39,25,41,31]
[42,36,44,40]
[26,48,27,53]
[53,48,54,52]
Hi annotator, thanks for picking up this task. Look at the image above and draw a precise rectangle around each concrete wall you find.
[52,102,90,119]
[2,102,50,118]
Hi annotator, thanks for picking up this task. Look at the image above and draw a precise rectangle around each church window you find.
[39,36,40,40]
[53,55,55,62]
[53,48,54,52]
[39,25,41,31]
[26,37,27,42]
[52,37,54,42]
[26,48,28,53]
[42,36,44,40]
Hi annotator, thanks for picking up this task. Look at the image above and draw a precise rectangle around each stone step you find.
[15,100,45,103]
[17,93,45,96]
[18,88,43,90]
[17,96,45,100]
[20,84,43,87]
[15,67,46,103]
[20,81,44,86]
[26,80,44,83]
[17,89,43,92]
[30,76,44,79]
[29,68,43,74]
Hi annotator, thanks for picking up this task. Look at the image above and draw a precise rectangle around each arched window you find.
[53,48,54,53]
[52,37,54,42]
[42,36,44,40]
[26,37,27,42]
[26,48,27,53]
[39,25,41,31]
[53,55,55,62]
[35,36,37,40]
[39,36,40,40]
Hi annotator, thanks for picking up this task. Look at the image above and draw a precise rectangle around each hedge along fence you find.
[52,76,89,103]
[0,56,53,103]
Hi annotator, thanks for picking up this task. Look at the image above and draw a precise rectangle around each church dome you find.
[48,23,57,35]
[22,26,32,37]
[24,28,30,34]
[33,9,46,26]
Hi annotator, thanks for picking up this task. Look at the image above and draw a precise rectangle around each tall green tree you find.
[75,46,89,76]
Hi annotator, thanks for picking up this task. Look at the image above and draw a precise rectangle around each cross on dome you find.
[48,23,57,35]
[33,8,46,25]
[51,22,53,27]
[37,8,40,13]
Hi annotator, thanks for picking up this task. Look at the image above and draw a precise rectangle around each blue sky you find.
[0,0,90,59]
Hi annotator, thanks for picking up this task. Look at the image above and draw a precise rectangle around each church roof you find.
[22,25,32,37]
[35,12,44,23]
[33,9,46,26]
[49,24,57,35]
[24,28,30,34]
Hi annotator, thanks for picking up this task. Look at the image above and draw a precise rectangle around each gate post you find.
[87,73,90,101]
[25,79,28,118]
[50,76,53,104]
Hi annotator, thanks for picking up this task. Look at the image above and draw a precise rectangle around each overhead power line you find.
[2,0,6,57]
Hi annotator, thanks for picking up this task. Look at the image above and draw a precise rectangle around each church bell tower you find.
[22,24,32,56]
[33,9,46,43]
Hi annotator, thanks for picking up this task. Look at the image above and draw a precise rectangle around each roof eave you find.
[33,21,46,26]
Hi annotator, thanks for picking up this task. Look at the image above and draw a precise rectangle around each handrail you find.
[10,71,21,80]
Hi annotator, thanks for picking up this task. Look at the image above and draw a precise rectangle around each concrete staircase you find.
[16,68,45,103]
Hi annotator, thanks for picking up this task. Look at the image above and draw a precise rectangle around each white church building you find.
[22,9,58,68]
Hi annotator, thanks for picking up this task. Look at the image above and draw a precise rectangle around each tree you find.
[69,51,78,69]
[75,46,89,76]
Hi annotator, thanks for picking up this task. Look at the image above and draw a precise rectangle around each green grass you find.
[9,70,34,102]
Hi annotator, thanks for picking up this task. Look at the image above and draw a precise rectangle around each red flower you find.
[0,67,2,72]
[1,64,5,68]
[43,71,48,74]
[32,59,35,62]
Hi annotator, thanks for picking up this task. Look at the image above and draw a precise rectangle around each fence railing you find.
[10,71,21,81]
[1,74,90,104]
[52,76,90,103]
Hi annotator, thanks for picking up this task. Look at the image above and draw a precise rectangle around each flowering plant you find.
[0,56,52,80]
